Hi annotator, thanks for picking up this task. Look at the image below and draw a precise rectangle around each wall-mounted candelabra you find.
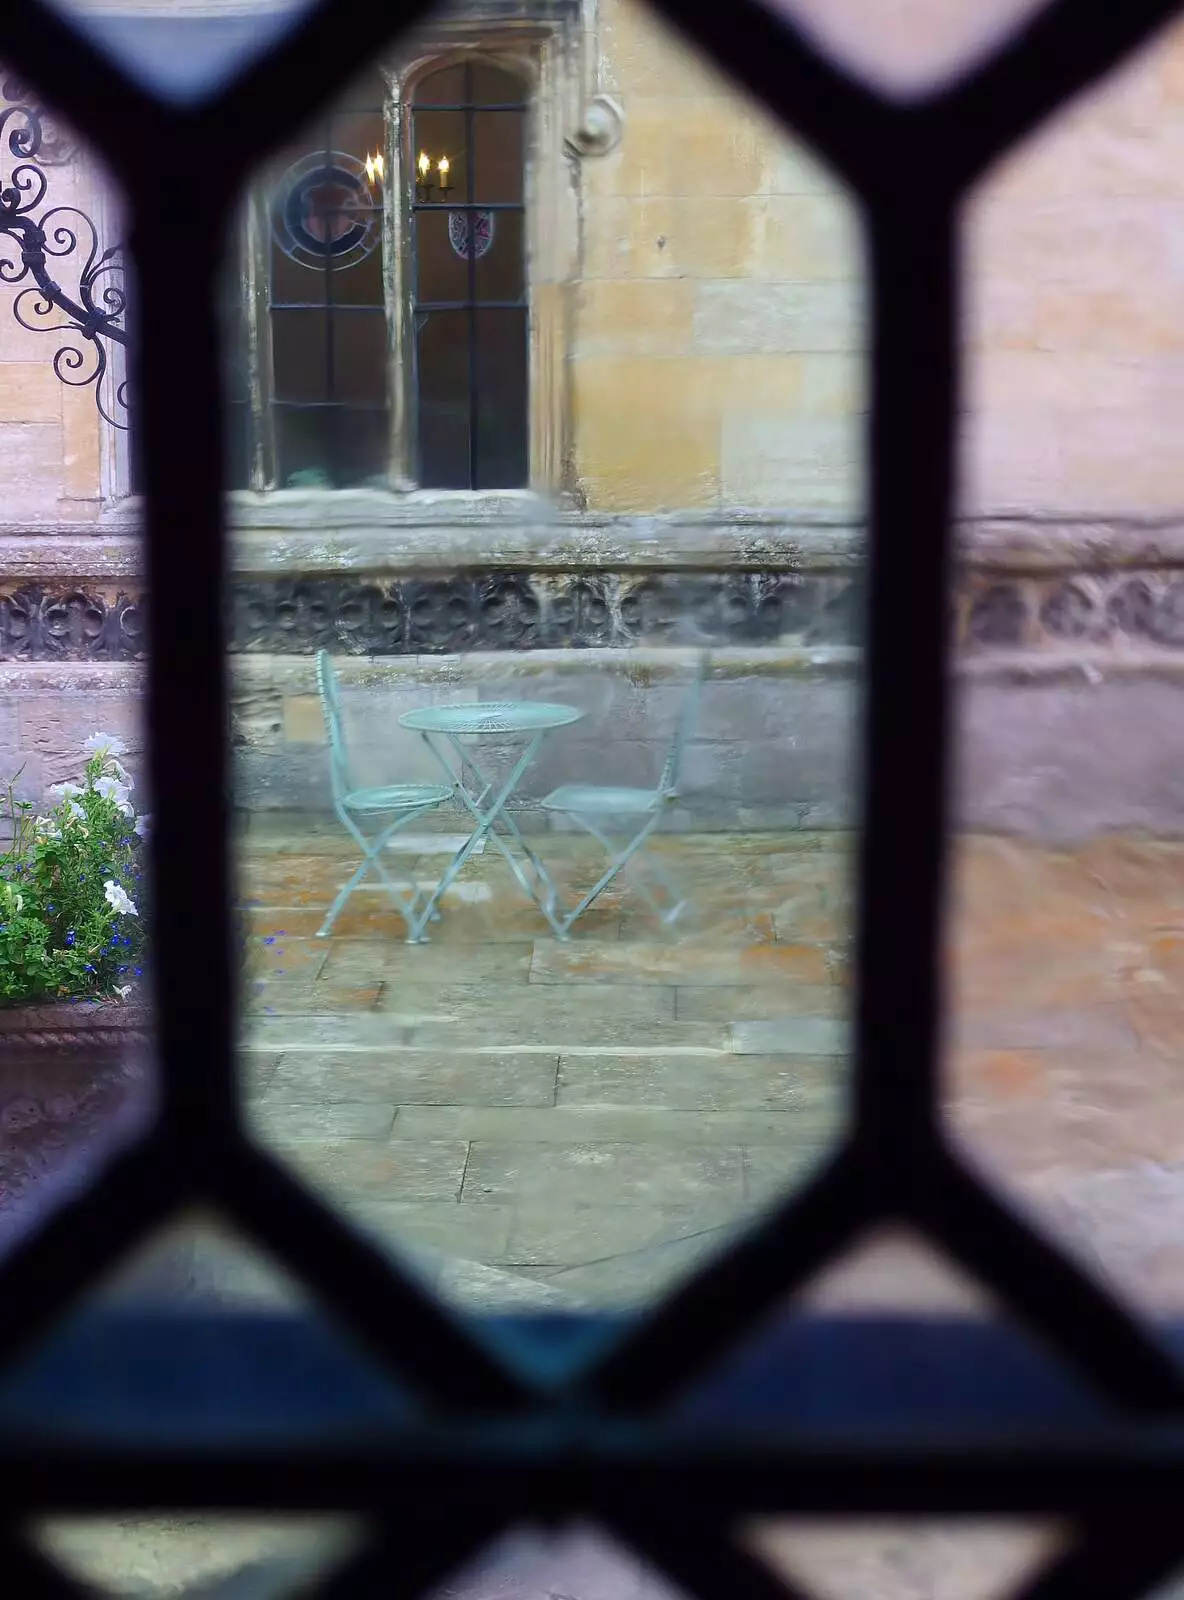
[0,79,129,430]
[414,150,452,202]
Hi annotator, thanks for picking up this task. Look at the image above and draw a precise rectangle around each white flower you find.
[33,815,60,838]
[95,775,133,811]
[133,814,151,840]
[66,800,86,822]
[48,781,83,800]
[108,759,133,789]
[83,732,127,757]
[113,984,132,1000]
[104,880,138,917]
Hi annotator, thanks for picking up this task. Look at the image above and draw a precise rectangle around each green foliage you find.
[0,736,148,1008]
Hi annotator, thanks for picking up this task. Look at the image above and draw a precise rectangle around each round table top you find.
[398,701,585,735]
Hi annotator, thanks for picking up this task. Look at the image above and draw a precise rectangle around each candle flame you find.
[437,155,450,181]
[418,151,431,177]
[364,150,384,184]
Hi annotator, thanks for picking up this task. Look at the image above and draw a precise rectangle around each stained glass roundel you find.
[272,150,380,270]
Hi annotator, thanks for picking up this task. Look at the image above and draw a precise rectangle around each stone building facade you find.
[2,0,1184,836]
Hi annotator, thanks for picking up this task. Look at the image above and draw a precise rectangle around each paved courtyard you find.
[234,818,1184,1316]
[33,823,1184,1596]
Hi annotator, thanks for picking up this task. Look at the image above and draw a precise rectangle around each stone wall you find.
[5,3,1184,844]
[571,0,865,512]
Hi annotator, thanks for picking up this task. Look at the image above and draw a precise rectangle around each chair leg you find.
[553,812,663,937]
[317,806,445,940]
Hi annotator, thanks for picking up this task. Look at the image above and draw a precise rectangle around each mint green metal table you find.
[398,701,584,941]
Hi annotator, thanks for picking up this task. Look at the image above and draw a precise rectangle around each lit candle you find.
[437,155,450,191]
[418,151,431,180]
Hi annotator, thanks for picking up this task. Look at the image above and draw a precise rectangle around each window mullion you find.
[245,185,275,489]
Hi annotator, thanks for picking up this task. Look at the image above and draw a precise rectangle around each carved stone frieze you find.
[15,564,1184,661]
[0,585,145,660]
[957,570,1184,652]
[228,570,862,655]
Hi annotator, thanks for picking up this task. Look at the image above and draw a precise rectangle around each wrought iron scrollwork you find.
[0,79,129,429]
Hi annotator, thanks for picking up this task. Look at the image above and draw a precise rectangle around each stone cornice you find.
[9,511,1184,661]
[14,509,1184,579]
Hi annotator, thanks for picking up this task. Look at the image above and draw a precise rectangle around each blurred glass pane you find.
[38,1,320,103]
[0,78,153,1246]
[424,1526,682,1600]
[746,1519,1067,1600]
[951,16,1184,1318]
[0,1212,413,1426]
[33,1511,360,1598]
[758,0,1054,97]
[795,1226,994,1315]
[225,0,867,1323]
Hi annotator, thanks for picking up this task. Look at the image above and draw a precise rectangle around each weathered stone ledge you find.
[12,511,1184,580]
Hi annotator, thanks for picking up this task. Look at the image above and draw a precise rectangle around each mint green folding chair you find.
[538,654,708,938]
[314,651,454,941]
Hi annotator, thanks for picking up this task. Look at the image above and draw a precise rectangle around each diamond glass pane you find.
[949,12,1184,1322]
[225,0,866,1326]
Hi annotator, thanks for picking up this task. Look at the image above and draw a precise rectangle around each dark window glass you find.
[265,66,388,487]
[221,250,251,490]
[411,61,529,489]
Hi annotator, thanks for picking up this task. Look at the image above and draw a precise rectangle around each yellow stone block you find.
[699,353,866,417]
[608,96,772,197]
[721,410,864,512]
[602,0,727,98]
[747,194,865,283]
[582,194,756,279]
[573,356,720,512]
[0,361,63,424]
[61,380,102,500]
[576,279,694,357]
[283,696,326,745]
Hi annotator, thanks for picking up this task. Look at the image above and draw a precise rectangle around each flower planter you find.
[0,999,153,1234]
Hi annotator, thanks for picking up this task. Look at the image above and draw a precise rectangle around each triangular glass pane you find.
[422,1525,682,1600]
[36,1,320,103]
[677,1225,1108,1424]
[753,0,1055,99]
[31,1512,361,1599]
[745,1518,1068,1600]
[0,1210,416,1439]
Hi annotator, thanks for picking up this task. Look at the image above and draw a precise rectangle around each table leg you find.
[410,729,565,938]
[452,741,564,920]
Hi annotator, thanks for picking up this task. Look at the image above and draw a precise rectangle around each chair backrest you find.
[315,650,351,803]
[659,651,709,797]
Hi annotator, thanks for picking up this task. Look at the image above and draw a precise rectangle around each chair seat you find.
[540,783,662,816]
[343,783,453,814]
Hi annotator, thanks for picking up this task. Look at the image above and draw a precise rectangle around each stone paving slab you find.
[741,1142,839,1204]
[391,1103,843,1146]
[528,938,833,987]
[340,1198,516,1263]
[248,1102,397,1141]
[278,1139,471,1203]
[528,1229,742,1305]
[731,1018,851,1055]
[499,1201,743,1270]
[254,1050,560,1107]
[950,1003,1138,1052]
[555,1052,845,1113]
[673,983,848,1021]
[323,939,536,986]
[460,1141,746,1208]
